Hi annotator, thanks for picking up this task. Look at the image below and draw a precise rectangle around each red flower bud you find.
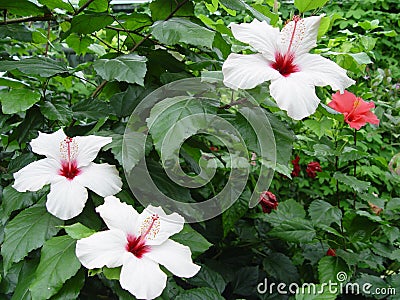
[306,161,322,178]
[259,191,278,214]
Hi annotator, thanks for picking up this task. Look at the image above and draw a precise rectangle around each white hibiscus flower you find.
[222,15,355,120]
[76,196,201,299]
[13,129,122,220]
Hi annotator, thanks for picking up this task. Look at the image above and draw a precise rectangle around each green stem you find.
[353,128,357,208]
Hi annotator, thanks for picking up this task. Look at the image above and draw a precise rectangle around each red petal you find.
[328,91,356,113]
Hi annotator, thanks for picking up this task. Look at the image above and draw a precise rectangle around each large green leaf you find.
[186,265,227,294]
[40,100,73,124]
[0,0,45,16]
[0,57,70,77]
[263,253,299,283]
[0,24,32,42]
[308,200,342,227]
[147,96,218,155]
[29,236,81,300]
[1,185,35,222]
[61,222,95,239]
[93,54,147,85]
[333,172,371,193]
[294,0,329,12]
[151,18,215,49]
[269,218,316,243]
[11,259,38,300]
[70,13,114,34]
[0,89,41,114]
[149,0,194,21]
[318,256,351,285]
[2,204,63,273]
[171,225,212,257]
[50,269,85,300]
[265,199,306,226]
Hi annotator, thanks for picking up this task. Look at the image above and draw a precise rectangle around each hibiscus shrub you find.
[0,0,399,299]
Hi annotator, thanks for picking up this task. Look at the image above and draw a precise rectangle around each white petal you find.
[95,196,139,235]
[230,19,280,60]
[279,15,322,56]
[30,129,66,161]
[13,158,60,192]
[75,163,122,197]
[145,239,200,278]
[296,53,356,92]
[120,256,167,300]
[136,205,184,246]
[270,74,320,120]
[76,230,126,269]
[74,135,112,167]
[222,53,280,90]
[46,178,88,220]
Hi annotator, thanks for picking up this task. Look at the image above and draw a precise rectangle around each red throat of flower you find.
[59,137,80,180]
[271,15,301,77]
[126,214,160,258]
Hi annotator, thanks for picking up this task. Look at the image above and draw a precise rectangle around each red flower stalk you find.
[291,155,301,177]
[259,191,278,213]
[326,248,336,257]
[328,90,379,130]
[306,161,322,178]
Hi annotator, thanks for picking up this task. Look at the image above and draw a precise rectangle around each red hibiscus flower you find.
[328,90,379,130]
[259,191,278,214]
[291,155,301,177]
[326,248,336,256]
[306,161,322,178]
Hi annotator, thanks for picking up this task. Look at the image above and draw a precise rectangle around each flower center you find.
[125,214,160,258]
[271,15,302,77]
[59,137,80,180]
[271,53,299,77]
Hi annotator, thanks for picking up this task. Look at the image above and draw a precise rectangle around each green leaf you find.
[0,57,70,77]
[355,274,389,299]
[0,0,45,16]
[171,225,212,257]
[386,198,400,211]
[102,267,121,280]
[11,259,38,300]
[1,185,35,222]
[265,199,306,226]
[38,0,74,12]
[40,100,73,124]
[318,256,350,285]
[70,13,113,34]
[29,236,81,300]
[61,222,95,239]
[2,204,63,273]
[269,218,316,243]
[50,269,85,300]
[93,54,147,85]
[294,0,329,12]
[304,119,333,139]
[78,0,109,12]
[333,172,371,193]
[148,95,218,155]
[0,76,30,89]
[175,287,224,300]
[151,18,215,49]
[308,200,342,227]
[186,265,226,293]
[222,189,249,237]
[263,253,299,283]
[0,24,32,42]
[149,0,194,21]
[0,89,41,114]
[65,34,93,55]
[109,85,147,118]
[72,97,111,120]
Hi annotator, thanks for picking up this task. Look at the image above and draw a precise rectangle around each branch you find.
[74,0,95,16]
[0,15,56,25]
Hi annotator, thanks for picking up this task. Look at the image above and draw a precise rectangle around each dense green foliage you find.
[0,0,399,299]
